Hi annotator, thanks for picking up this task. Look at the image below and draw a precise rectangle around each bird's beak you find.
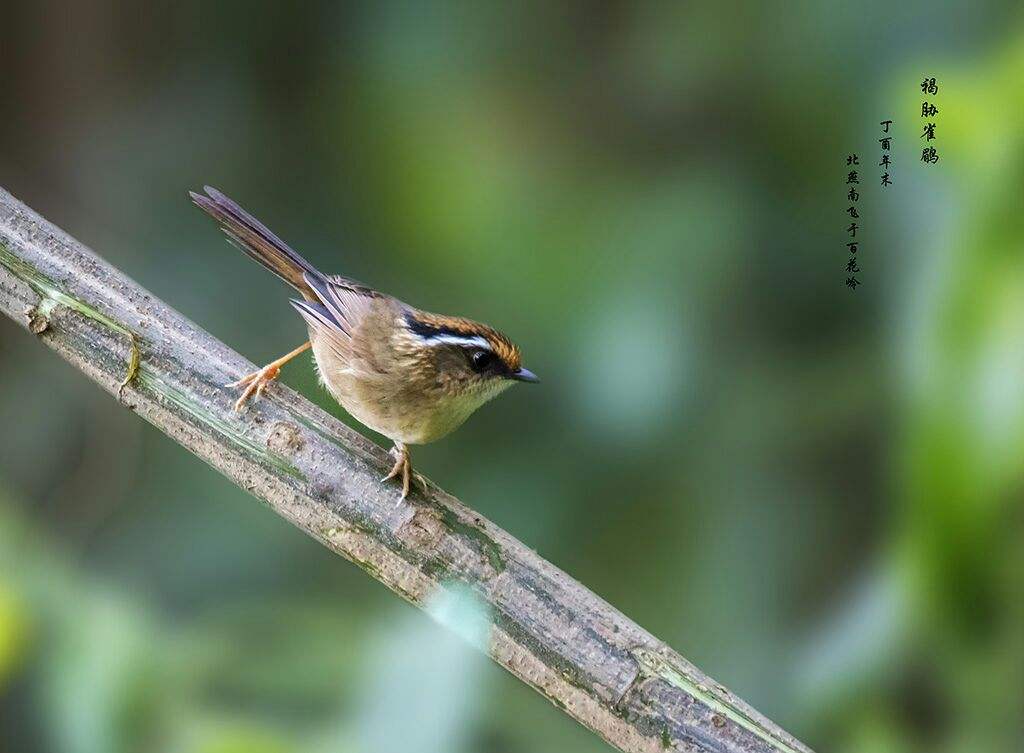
[511,367,540,383]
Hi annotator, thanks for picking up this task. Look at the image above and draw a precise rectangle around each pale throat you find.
[425,378,512,438]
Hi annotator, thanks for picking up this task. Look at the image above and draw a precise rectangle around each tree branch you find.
[0,187,812,753]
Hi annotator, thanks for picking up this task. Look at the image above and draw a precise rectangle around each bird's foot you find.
[382,444,427,501]
[227,363,280,411]
[226,342,312,412]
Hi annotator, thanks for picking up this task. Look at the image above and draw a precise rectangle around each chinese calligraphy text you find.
[879,119,893,187]
[845,154,860,289]
[920,76,940,164]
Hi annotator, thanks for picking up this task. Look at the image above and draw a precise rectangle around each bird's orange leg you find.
[228,341,311,411]
[382,443,427,501]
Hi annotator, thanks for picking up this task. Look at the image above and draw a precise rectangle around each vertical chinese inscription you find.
[845,155,860,289]
[879,120,893,187]
[920,77,940,164]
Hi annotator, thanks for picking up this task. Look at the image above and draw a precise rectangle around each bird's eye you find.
[470,349,493,372]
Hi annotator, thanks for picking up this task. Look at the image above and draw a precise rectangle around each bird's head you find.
[401,310,539,405]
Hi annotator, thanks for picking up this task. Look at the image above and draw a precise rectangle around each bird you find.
[190,186,538,499]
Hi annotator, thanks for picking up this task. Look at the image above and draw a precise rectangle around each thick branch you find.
[0,187,812,753]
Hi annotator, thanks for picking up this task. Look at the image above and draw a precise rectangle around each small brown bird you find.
[191,186,538,499]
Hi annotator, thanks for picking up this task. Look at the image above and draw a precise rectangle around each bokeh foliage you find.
[1,3,1022,752]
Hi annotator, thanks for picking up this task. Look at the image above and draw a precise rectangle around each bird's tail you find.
[190,186,321,297]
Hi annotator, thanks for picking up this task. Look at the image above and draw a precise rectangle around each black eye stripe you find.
[405,315,448,339]
[405,313,477,342]
[404,312,518,372]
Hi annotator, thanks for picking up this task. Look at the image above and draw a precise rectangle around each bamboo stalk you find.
[0,187,812,753]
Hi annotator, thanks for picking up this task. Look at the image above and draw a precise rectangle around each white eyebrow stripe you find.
[418,334,492,350]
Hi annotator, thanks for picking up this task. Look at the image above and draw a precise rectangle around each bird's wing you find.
[290,273,393,373]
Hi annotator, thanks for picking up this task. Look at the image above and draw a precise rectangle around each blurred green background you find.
[1,2,1023,752]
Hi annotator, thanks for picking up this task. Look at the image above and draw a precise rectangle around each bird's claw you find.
[381,445,427,502]
[227,363,280,411]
